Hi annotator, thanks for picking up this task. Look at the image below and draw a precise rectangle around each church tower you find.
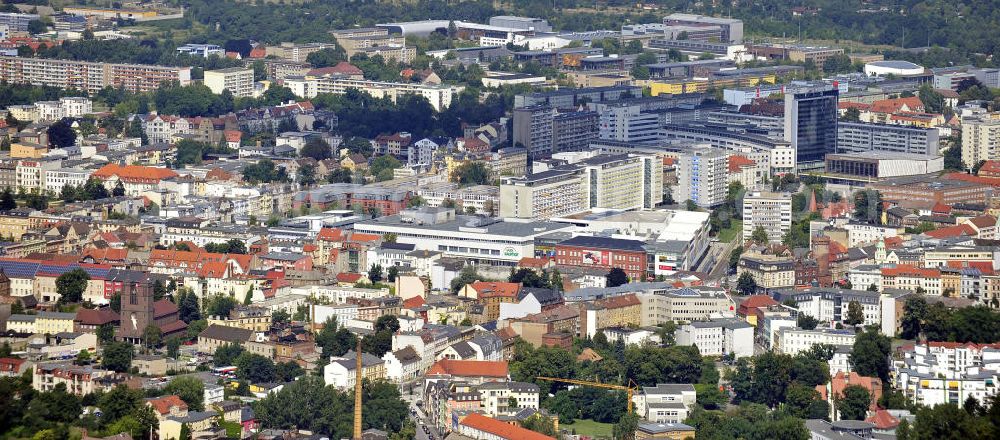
[117,280,154,343]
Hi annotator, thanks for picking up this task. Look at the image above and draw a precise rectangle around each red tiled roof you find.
[153,299,179,319]
[931,202,952,214]
[967,215,997,229]
[92,164,178,182]
[924,224,976,239]
[317,228,344,242]
[426,360,509,378]
[883,236,904,249]
[838,101,872,111]
[147,395,188,415]
[224,130,242,142]
[739,295,778,310]
[880,265,940,278]
[943,172,1000,188]
[518,257,551,269]
[469,281,520,298]
[402,295,426,309]
[977,160,1000,175]
[871,96,924,114]
[75,308,119,326]
[460,413,555,440]
[336,272,363,283]
[307,62,363,77]
[591,293,641,309]
[727,154,755,173]
[866,409,900,430]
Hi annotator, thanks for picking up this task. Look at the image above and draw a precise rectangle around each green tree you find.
[736,272,758,295]
[841,107,861,122]
[56,268,90,304]
[164,376,205,411]
[845,300,865,326]
[0,188,15,210]
[46,119,76,149]
[214,343,245,367]
[272,310,291,325]
[451,161,492,186]
[166,336,182,359]
[750,225,770,244]
[177,288,201,323]
[850,328,892,382]
[97,323,116,344]
[606,267,629,287]
[838,385,872,420]
[75,349,92,365]
[102,341,133,373]
[300,137,333,160]
[785,383,830,420]
[368,264,384,283]
[143,324,162,348]
[854,190,883,224]
[797,314,819,330]
[235,352,276,383]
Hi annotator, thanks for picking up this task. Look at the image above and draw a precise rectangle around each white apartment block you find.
[204,67,255,98]
[632,384,697,424]
[44,168,92,194]
[0,56,191,94]
[844,223,901,247]
[675,318,753,358]
[672,146,728,208]
[776,288,881,327]
[776,327,857,355]
[11,97,93,123]
[284,75,463,111]
[637,287,734,327]
[741,191,791,244]
[961,114,1000,167]
[893,342,1000,407]
[477,381,540,416]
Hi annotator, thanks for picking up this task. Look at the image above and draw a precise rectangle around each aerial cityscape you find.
[1,1,1000,439]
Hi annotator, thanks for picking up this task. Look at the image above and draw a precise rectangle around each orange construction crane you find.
[535,376,639,413]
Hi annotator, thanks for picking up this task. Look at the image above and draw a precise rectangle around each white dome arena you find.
[864,60,925,77]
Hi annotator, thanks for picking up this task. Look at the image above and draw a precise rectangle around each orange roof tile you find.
[469,281,520,298]
[866,409,900,430]
[336,272,363,283]
[967,215,997,229]
[403,295,426,309]
[924,224,976,239]
[977,160,1000,175]
[92,164,178,182]
[728,154,755,173]
[880,265,940,278]
[944,172,1000,187]
[426,360,509,378]
[147,395,188,415]
[591,293,641,309]
[317,228,344,242]
[871,96,924,114]
[460,413,555,440]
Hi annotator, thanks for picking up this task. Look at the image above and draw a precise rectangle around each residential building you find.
[596,104,662,144]
[637,287,734,326]
[776,328,857,355]
[0,56,191,93]
[204,67,254,98]
[737,253,796,290]
[962,114,1000,167]
[176,44,225,58]
[772,287,881,327]
[457,413,555,440]
[477,381,540,416]
[0,12,39,32]
[633,384,697,423]
[284,74,462,111]
[324,350,387,389]
[672,146,728,208]
[579,293,642,338]
[742,191,792,244]
[33,364,122,396]
[893,342,1000,407]
[265,42,339,63]
[675,318,754,358]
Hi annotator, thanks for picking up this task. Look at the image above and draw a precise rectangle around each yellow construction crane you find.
[535,376,639,413]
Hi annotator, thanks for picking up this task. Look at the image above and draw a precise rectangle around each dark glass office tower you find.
[784,85,839,169]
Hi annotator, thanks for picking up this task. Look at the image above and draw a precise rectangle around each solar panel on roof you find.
[0,261,40,277]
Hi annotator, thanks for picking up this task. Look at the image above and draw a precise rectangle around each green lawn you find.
[561,419,614,439]
[717,219,743,243]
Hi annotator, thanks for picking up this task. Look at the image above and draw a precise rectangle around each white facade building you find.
[742,191,792,244]
[675,318,753,358]
[776,328,857,355]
